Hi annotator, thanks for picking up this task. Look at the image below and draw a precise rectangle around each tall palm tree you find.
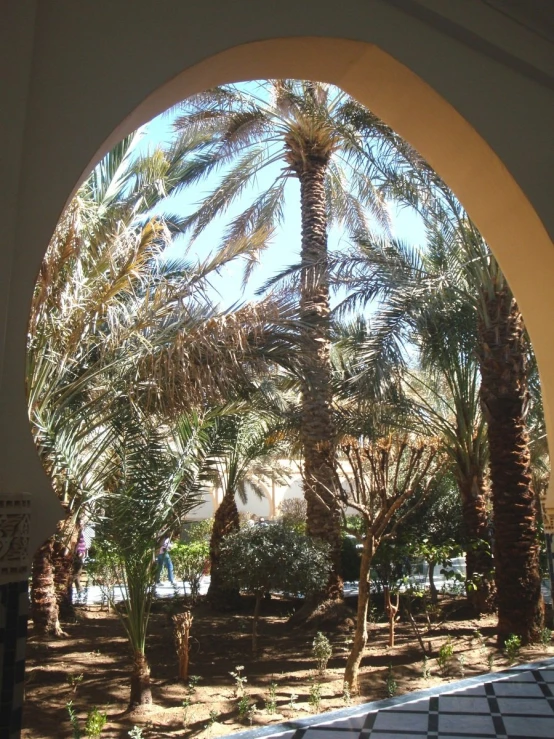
[455,222,544,642]
[333,214,543,639]
[379,152,544,641]
[28,134,298,635]
[171,80,411,598]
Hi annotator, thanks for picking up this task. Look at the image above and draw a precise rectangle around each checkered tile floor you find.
[228,659,554,739]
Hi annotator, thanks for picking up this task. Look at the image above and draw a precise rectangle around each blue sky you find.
[136,95,426,310]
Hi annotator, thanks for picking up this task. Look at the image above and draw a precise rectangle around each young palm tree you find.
[171,80,411,597]
[92,408,213,707]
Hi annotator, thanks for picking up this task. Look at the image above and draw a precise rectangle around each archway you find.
[14,38,554,552]
[3,13,554,732]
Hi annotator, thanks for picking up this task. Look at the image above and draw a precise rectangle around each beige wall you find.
[2,1,553,555]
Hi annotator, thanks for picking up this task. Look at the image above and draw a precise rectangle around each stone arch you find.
[9,35,554,550]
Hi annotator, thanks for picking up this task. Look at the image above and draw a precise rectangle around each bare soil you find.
[22,595,554,738]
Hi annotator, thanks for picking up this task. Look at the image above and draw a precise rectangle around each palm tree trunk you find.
[52,525,80,618]
[31,537,64,637]
[207,487,241,609]
[297,157,343,601]
[344,535,373,693]
[478,293,543,644]
[129,651,152,707]
[457,471,496,613]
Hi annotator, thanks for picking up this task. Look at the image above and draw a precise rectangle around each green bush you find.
[220,523,331,650]
[182,518,213,544]
[313,632,332,673]
[504,634,521,664]
[279,498,307,533]
[171,541,209,600]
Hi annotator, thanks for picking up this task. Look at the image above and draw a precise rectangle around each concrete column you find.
[0,582,28,738]
[0,494,32,738]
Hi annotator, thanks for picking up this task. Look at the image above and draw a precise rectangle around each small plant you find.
[265,682,278,714]
[182,697,193,729]
[288,692,299,710]
[457,654,466,677]
[128,728,145,739]
[205,709,219,731]
[237,695,252,722]
[487,651,495,671]
[504,634,521,665]
[229,665,247,697]
[368,605,379,625]
[67,701,81,739]
[187,675,202,694]
[67,703,107,739]
[312,632,332,674]
[237,689,257,725]
[422,656,431,680]
[66,674,84,693]
[84,708,107,738]
[342,681,352,706]
[540,627,552,646]
[437,637,454,675]
[385,664,397,698]
[309,681,322,713]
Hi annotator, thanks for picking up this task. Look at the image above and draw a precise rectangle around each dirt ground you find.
[22,594,554,739]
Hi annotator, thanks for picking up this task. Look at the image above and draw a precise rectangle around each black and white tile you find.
[227,658,554,739]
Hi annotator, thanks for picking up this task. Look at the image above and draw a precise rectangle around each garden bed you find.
[22,596,554,738]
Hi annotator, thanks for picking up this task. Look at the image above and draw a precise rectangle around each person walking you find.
[156,535,175,585]
[73,530,88,593]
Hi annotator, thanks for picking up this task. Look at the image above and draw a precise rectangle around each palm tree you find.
[458,223,544,642]
[206,404,291,609]
[27,133,299,635]
[171,80,410,598]
[333,214,543,639]
[91,408,213,707]
[379,151,545,641]
[331,253,495,613]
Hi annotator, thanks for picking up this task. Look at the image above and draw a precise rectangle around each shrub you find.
[309,681,322,713]
[504,634,521,664]
[219,523,331,650]
[312,632,332,674]
[341,535,361,582]
[385,665,397,698]
[171,541,209,600]
[279,498,307,533]
[437,637,454,675]
[182,518,213,544]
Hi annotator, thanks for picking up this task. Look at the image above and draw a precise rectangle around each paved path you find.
[72,577,211,606]
[227,659,554,739]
